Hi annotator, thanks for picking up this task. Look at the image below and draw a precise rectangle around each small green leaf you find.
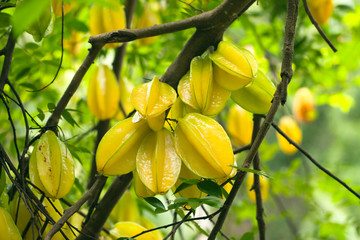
[174,182,193,194]
[62,109,80,127]
[47,102,56,111]
[0,13,11,28]
[230,166,271,178]
[197,180,223,198]
[240,232,255,240]
[179,178,200,185]
[37,108,45,121]
[0,168,6,196]
[144,197,166,210]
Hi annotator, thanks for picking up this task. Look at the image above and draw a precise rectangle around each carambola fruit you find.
[210,41,258,91]
[110,221,158,240]
[96,118,151,176]
[136,129,181,194]
[87,65,120,120]
[308,0,333,25]
[231,70,276,114]
[174,113,235,179]
[247,174,269,202]
[227,105,253,146]
[89,0,126,48]
[0,206,22,240]
[29,130,75,199]
[276,116,302,155]
[178,55,230,117]
[51,0,75,18]
[292,87,316,123]
[135,6,161,45]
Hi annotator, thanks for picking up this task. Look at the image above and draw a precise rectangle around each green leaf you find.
[0,168,6,196]
[240,232,254,240]
[47,102,56,111]
[37,108,45,121]
[230,166,271,178]
[173,182,193,194]
[197,180,223,198]
[0,13,11,28]
[179,178,200,185]
[144,197,166,210]
[62,109,80,127]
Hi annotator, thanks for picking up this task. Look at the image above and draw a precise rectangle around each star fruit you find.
[89,0,126,48]
[87,65,120,120]
[210,41,258,91]
[174,113,235,179]
[110,222,159,240]
[96,118,151,176]
[231,70,276,114]
[227,105,253,146]
[29,130,75,199]
[136,129,181,194]
[292,87,316,123]
[131,76,177,131]
[0,207,22,240]
[276,116,302,155]
[178,54,230,117]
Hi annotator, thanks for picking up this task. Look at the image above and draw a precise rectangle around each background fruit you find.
[0,206,22,240]
[227,105,253,146]
[51,0,75,18]
[247,174,270,202]
[293,87,316,123]
[308,0,333,25]
[87,65,120,120]
[135,6,161,45]
[276,116,302,155]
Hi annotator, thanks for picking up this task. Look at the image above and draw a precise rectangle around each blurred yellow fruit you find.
[292,87,316,123]
[227,105,253,146]
[29,130,75,199]
[276,116,302,155]
[135,7,161,45]
[63,30,82,57]
[210,41,258,91]
[89,1,126,48]
[110,190,139,223]
[87,65,120,120]
[178,55,230,117]
[308,0,333,25]
[110,221,157,240]
[51,0,75,18]
[246,174,269,202]
[174,113,235,179]
[136,129,181,194]
[96,118,151,176]
[0,206,22,240]
[139,217,163,240]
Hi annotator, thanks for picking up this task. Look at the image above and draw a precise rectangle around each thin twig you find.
[208,0,299,238]
[302,0,337,52]
[271,121,360,199]
[0,31,15,91]
[233,144,251,154]
[201,205,231,240]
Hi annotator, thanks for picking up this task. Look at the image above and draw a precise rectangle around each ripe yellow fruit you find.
[164,97,186,131]
[173,163,203,199]
[89,1,126,48]
[96,118,151,176]
[0,207,22,240]
[51,0,75,18]
[110,190,140,223]
[308,0,333,25]
[246,174,269,202]
[136,129,181,194]
[131,76,177,131]
[227,105,253,146]
[110,221,158,240]
[210,41,258,91]
[178,55,230,117]
[24,0,53,42]
[63,30,82,57]
[139,217,163,240]
[114,77,135,120]
[292,87,316,123]
[87,65,120,120]
[29,130,75,199]
[231,70,276,114]
[135,7,161,45]
[133,171,155,199]
[276,116,302,155]
[174,113,235,179]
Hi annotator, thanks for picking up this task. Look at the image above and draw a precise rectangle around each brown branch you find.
[44,43,103,132]
[252,115,265,240]
[233,144,251,154]
[0,32,15,92]
[208,0,300,238]
[302,0,337,52]
[75,173,132,240]
[270,121,360,200]
[44,175,107,240]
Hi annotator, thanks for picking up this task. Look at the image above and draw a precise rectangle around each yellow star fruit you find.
[29,130,75,199]
[231,70,276,114]
[96,118,151,176]
[247,174,270,202]
[136,129,181,194]
[178,55,230,117]
[276,116,302,155]
[210,41,258,91]
[227,105,253,146]
[51,0,75,18]
[308,0,333,25]
[87,65,120,120]
[135,6,161,45]
[133,171,155,199]
[292,87,316,123]
[174,113,235,179]
[0,207,22,240]
[110,222,158,240]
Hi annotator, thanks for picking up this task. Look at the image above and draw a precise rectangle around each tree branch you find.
[302,0,337,52]
[0,32,15,92]
[208,0,300,238]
